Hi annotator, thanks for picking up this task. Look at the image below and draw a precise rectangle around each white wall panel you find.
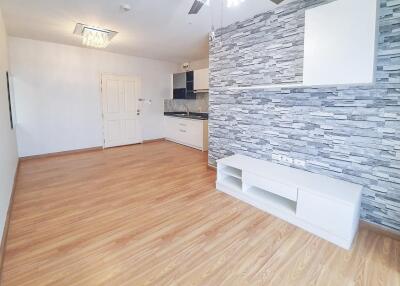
[303,0,378,85]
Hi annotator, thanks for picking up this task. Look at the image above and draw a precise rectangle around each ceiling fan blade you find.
[270,0,285,4]
[189,0,205,14]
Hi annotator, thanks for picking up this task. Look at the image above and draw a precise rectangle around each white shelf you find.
[213,83,375,91]
[220,166,242,179]
[245,186,296,214]
[218,176,242,193]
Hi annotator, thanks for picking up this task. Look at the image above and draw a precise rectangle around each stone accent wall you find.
[210,0,334,88]
[209,0,400,231]
[377,0,400,84]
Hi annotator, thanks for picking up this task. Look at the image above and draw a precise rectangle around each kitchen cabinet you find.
[164,116,208,151]
[194,68,209,92]
[173,71,195,99]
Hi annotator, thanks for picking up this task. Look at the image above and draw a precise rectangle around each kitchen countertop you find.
[164,112,208,120]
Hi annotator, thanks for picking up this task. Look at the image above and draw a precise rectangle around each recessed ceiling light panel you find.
[73,23,118,48]
[120,4,132,12]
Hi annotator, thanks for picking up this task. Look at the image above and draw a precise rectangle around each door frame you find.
[100,73,143,148]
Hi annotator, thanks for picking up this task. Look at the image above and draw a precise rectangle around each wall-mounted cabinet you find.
[194,68,209,92]
[173,71,195,99]
[172,68,209,99]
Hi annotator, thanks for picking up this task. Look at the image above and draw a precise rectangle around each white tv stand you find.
[216,155,362,249]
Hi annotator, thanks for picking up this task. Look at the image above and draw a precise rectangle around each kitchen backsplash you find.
[164,92,209,113]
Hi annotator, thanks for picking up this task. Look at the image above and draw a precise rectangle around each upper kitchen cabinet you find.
[303,0,378,86]
[172,69,209,99]
[194,68,209,92]
[173,72,186,89]
[173,71,195,99]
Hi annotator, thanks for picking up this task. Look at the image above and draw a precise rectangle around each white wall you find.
[190,58,209,70]
[303,0,378,85]
[0,10,18,243]
[8,37,179,157]
[177,58,209,72]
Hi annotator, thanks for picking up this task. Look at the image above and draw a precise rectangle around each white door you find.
[102,75,142,148]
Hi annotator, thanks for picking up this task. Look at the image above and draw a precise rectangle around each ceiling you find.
[0,0,294,63]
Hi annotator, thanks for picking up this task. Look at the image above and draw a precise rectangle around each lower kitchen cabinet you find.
[164,116,208,151]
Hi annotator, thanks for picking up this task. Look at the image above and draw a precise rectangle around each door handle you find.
[137,109,140,115]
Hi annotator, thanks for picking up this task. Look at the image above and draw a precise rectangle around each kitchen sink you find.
[164,112,208,120]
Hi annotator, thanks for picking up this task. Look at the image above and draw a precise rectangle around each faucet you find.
[184,103,190,116]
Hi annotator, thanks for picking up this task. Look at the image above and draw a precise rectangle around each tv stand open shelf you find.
[216,154,362,250]
[245,186,297,214]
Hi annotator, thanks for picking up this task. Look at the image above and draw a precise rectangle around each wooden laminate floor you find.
[1,141,399,286]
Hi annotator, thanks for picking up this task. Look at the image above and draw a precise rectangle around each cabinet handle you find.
[179,129,187,133]
[179,123,187,126]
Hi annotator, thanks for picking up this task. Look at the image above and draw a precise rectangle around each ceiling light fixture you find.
[73,23,118,49]
[120,4,132,12]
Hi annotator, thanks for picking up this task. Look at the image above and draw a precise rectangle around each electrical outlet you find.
[294,159,306,167]
[272,154,282,161]
[282,156,293,164]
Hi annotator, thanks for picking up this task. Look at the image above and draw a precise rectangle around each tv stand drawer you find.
[243,172,298,202]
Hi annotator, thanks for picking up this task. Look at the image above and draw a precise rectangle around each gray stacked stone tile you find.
[377,0,400,84]
[209,0,400,231]
[210,0,335,88]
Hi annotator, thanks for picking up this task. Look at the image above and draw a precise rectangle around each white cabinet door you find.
[164,116,178,140]
[183,120,203,148]
[164,116,188,142]
[102,75,142,148]
[297,189,358,240]
[194,68,209,91]
[164,116,208,151]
